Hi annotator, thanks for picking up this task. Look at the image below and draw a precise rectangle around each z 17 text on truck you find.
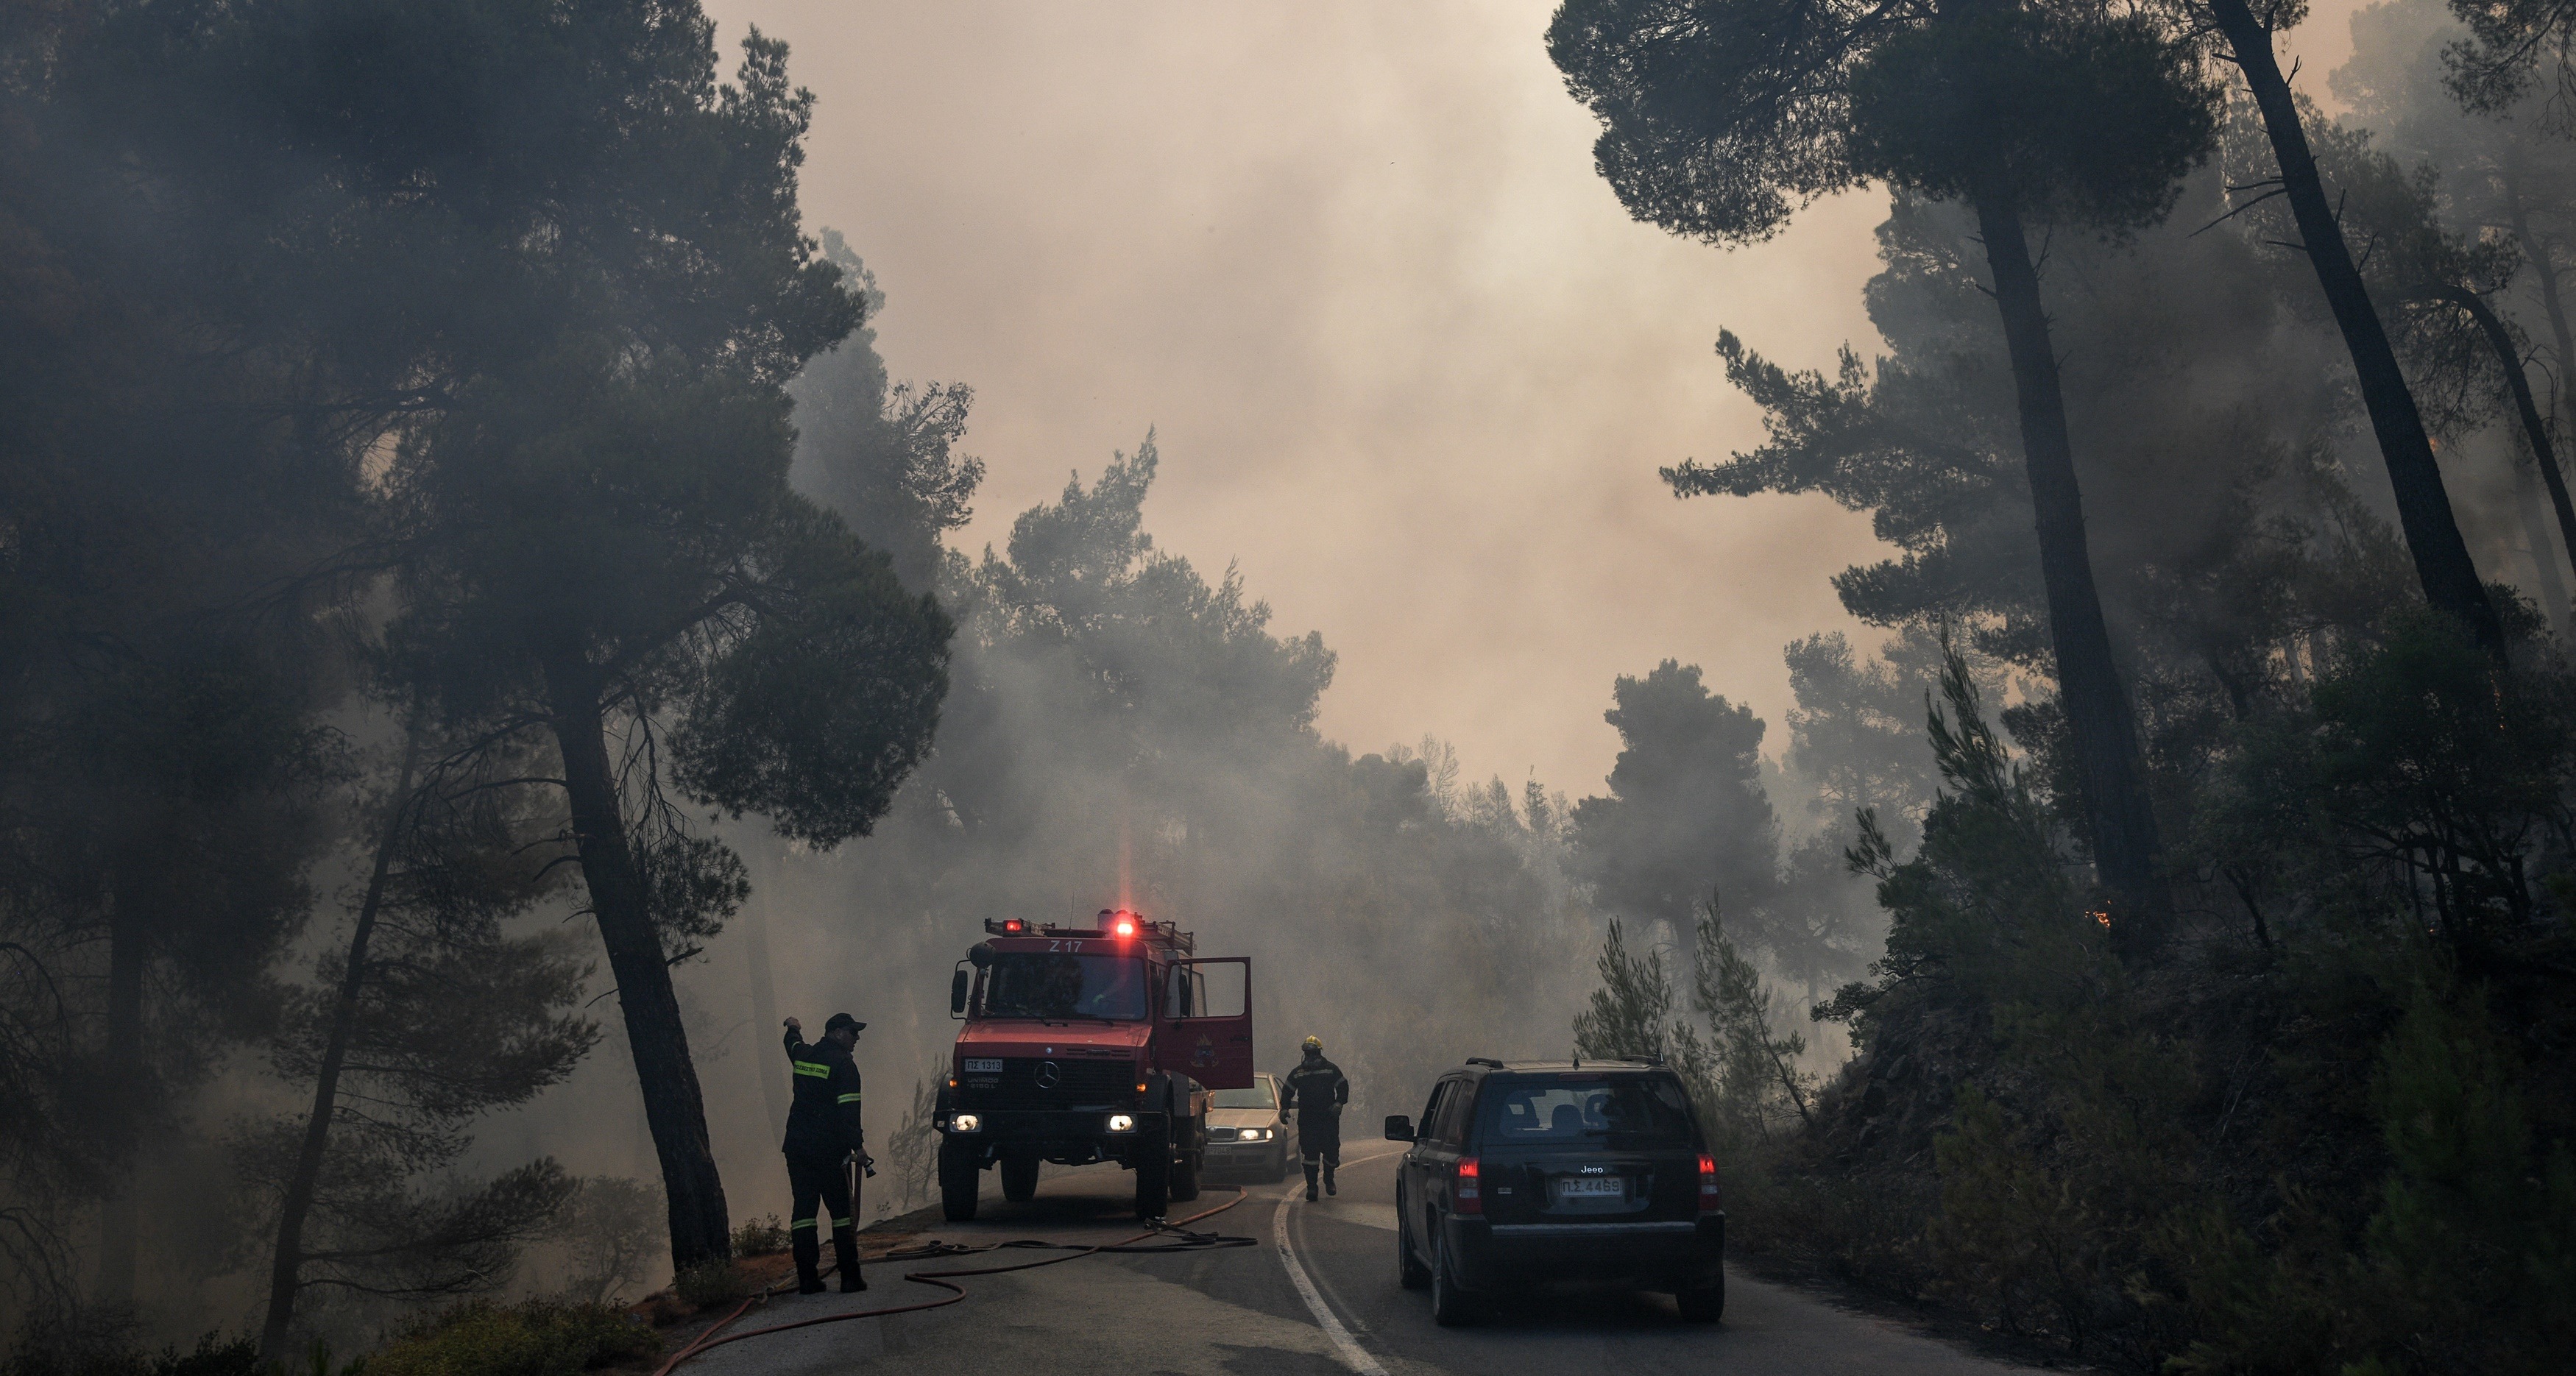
[935,909,1254,1220]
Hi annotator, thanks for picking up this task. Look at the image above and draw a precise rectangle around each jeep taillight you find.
[1455,1157,1482,1216]
[1698,1153,1722,1213]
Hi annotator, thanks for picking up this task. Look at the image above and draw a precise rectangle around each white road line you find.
[1273,1147,1404,1376]
[1275,1191,1388,1375]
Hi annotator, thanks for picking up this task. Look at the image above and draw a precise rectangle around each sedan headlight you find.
[1107,1114,1136,1133]
[1242,1127,1272,1141]
[949,1113,981,1133]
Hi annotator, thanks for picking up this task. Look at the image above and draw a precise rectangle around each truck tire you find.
[1133,1128,1171,1220]
[938,1137,980,1222]
[1000,1154,1040,1203]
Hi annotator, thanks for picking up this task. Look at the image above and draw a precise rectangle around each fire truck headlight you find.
[950,1113,981,1133]
[1107,1114,1136,1133]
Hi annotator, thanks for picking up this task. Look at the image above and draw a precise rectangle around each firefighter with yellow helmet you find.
[1279,1035,1349,1201]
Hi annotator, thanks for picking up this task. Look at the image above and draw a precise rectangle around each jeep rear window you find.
[979,953,1148,1021]
[1476,1074,1695,1148]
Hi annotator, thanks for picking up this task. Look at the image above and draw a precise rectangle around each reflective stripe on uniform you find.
[837,1093,861,1104]
[832,1217,852,1229]
[791,1217,817,1229]
[793,1060,832,1078]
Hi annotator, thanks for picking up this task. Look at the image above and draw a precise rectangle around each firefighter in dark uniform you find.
[1280,1035,1349,1202]
[781,1013,868,1294]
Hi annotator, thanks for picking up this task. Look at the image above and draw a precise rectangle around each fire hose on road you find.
[647,1187,1259,1376]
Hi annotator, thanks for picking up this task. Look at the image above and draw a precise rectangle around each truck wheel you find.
[938,1137,980,1222]
[1133,1129,1171,1220]
[1000,1154,1040,1203]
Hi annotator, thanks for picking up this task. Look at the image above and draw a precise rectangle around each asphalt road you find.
[678,1146,2026,1376]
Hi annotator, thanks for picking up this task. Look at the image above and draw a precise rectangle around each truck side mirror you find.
[1384,1115,1415,1143]
[949,968,970,1018]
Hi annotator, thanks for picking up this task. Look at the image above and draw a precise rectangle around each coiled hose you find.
[648,1188,1258,1376]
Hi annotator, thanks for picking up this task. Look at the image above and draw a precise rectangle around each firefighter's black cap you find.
[824,1013,865,1035]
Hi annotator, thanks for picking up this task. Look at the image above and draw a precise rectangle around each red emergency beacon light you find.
[998,918,1027,935]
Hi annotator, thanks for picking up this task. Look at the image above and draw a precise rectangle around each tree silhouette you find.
[1549,0,2212,946]
[2201,0,2506,652]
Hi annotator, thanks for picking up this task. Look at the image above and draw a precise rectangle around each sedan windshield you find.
[1211,1080,1275,1110]
[1479,1076,1695,1147]
[980,953,1147,1021]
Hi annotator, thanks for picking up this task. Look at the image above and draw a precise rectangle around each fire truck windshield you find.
[980,952,1148,1021]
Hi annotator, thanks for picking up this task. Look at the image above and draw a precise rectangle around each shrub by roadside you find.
[364,1302,658,1376]
[4,1333,264,1376]
[727,1216,788,1258]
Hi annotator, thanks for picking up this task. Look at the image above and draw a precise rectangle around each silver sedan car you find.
[1202,1071,1298,1181]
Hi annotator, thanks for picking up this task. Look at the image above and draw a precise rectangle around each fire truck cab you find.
[935,909,1253,1221]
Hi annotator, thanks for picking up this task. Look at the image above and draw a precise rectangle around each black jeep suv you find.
[1384,1058,1724,1325]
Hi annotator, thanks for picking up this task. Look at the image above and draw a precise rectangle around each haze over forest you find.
[708,0,2396,795]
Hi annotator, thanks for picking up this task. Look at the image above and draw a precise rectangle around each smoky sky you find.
[704,0,2382,796]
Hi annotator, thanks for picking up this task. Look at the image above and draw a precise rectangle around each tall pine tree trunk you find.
[258,734,420,1363]
[2431,284,2576,589]
[1968,183,2170,950]
[2502,177,2576,602]
[2211,0,2503,653]
[546,658,732,1269]
[2512,464,2572,638]
[2504,168,2576,416]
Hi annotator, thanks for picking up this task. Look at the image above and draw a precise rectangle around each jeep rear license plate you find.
[963,1058,1002,1073]
[1555,1176,1624,1199]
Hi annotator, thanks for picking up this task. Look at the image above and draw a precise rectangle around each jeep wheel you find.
[1000,1154,1040,1203]
[1133,1129,1171,1219]
[1675,1272,1726,1323]
[1396,1188,1429,1291]
[938,1137,980,1222]
[1429,1224,1478,1326]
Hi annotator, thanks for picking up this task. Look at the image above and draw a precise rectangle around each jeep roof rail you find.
[1465,1057,1505,1068]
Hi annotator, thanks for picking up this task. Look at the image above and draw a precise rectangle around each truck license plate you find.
[963,1058,1002,1073]
[1556,1177,1624,1199]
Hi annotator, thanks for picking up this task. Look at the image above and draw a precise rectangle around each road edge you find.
[1273,1148,1405,1376]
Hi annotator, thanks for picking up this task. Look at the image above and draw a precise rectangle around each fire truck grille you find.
[997,1057,1135,1102]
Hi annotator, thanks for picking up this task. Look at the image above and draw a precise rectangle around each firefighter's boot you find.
[833,1223,866,1292]
[1304,1161,1320,1202]
[1324,1161,1337,1196]
[792,1224,826,1294]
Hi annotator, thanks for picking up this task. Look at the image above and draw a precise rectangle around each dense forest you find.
[4,1,2574,1374]
[1549,0,2576,1371]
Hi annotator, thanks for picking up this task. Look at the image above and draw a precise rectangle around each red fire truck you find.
[934,909,1254,1221]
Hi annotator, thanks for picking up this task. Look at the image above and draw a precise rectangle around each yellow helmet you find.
[1301,1035,1323,1051]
